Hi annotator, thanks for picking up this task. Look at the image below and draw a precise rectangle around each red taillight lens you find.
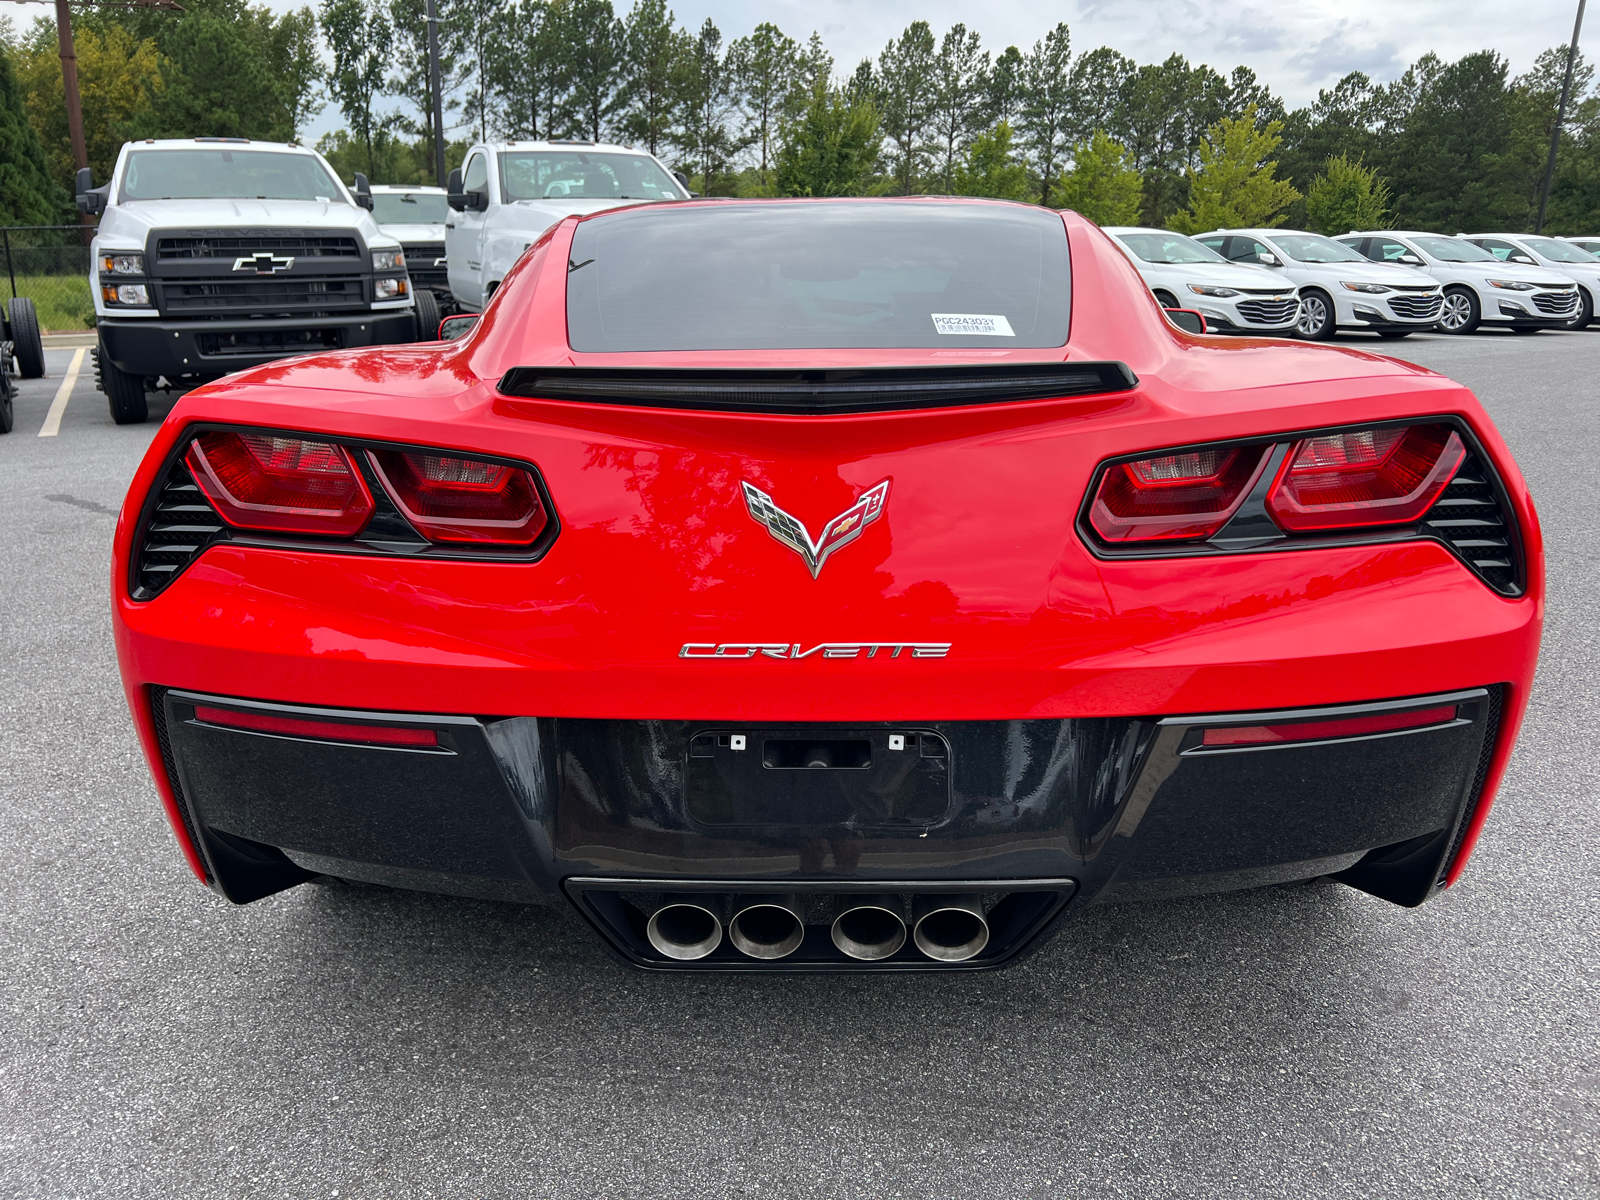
[187,432,374,536]
[1089,445,1270,542]
[193,705,438,747]
[1266,424,1465,531]
[368,449,548,544]
[1201,704,1457,747]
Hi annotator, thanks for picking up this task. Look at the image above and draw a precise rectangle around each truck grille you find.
[1235,298,1298,324]
[1532,291,1579,315]
[1388,293,1442,319]
[401,242,449,288]
[157,275,366,313]
[156,235,360,260]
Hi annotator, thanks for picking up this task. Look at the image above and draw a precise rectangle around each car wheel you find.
[1294,290,1335,340]
[1437,287,1480,334]
[1152,289,1179,309]
[1566,287,1593,330]
[99,337,149,425]
[413,288,441,341]
[7,297,45,378]
[0,346,14,434]
[1376,330,1412,339]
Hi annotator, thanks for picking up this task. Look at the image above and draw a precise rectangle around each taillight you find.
[1266,424,1464,531]
[187,432,374,536]
[1201,704,1457,747]
[193,704,439,747]
[367,449,549,544]
[1088,445,1270,542]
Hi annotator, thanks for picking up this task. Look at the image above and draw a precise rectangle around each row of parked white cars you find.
[1108,225,1600,339]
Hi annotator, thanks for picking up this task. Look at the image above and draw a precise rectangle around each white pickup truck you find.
[445,140,688,311]
[76,138,421,424]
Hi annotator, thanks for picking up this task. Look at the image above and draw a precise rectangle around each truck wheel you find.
[0,347,14,434]
[413,288,441,341]
[8,298,45,378]
[99,338,148,425]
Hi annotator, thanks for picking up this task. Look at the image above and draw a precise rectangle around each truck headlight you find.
[1188,284,1241,297]
[102,283,150,306]
[101,253,145,276]
[1340,282,1392,294]
[372,249,406,271]
[374,277,409,299]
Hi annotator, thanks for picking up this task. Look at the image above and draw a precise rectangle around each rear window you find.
[564,201,1071,351]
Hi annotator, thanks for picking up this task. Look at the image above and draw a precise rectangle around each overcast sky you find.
[7,0,1587,143]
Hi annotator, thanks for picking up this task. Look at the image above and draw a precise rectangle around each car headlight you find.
[1188,284,1241,298]
[101,283,150,306]
[372,249,406,271]
[1340,282,1392,293]
[101,253,145,276]
[374,277,409,299]
[1487,279,1538,291]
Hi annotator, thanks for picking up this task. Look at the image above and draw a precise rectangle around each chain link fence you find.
[2,225,96,333]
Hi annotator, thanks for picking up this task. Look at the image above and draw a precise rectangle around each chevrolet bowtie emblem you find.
[742,479,890,578]
[233,252,294,274]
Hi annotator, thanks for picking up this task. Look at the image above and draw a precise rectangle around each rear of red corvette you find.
[111,199,1542,971]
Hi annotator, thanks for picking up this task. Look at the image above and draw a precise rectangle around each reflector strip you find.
[192,705,439,747]
[1201,704,1458,747]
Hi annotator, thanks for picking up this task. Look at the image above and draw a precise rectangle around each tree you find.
[675,18,742,190]
[876,21,937,194]
[489,0,560,140]
[617,0,689,156]
[138,4,301,143]
[775,76,883,197]
[1305,154,1392,234]
[1068,46,1135,145]
[929,23,987,193]
[449,0,510,142]
[986,45,1023,127]
[0,37,69,223]
[320,0,393,174]
[388,0,458,151]
[555,0,623,141]
[1018,22,1073,206]
[729,22,798,191]
[950,121,1030,200]
[1054,129,1143,224]
[1168,104,1300,234]
[263,6,323,139]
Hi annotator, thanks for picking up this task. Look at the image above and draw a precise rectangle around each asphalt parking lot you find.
[0,330,1595,1199]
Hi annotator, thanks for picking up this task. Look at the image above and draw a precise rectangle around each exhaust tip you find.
[831,895,908,961]
[912,894,989,962]
[646,897,723,961]
[728,895,805,960]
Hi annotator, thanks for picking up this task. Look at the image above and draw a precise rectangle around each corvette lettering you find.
[679,642,951,659]
[742,479,890,577]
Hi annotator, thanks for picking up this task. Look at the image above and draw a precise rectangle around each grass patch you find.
[6,274,96,332]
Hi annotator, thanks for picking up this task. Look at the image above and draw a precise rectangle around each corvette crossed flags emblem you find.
[741,479,891,578]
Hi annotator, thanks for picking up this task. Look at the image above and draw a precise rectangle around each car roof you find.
[1101,226,1196,236]
[369,184,446,193]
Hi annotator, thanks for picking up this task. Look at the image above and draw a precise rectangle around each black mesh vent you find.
[1438,683,1504,886]
[156,235,360,259]
[1423,452,1522,595]
[148,686,212,885]
[133,458,227,601]
[157,275,366,314]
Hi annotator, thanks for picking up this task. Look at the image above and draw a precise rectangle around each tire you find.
[1152,289,1179,309]
[1294,289,1336,340]
[1567,287,1593,330]
[0,349,14,434]
[1376,330,1412,339]
[98,337,148,424]
[7,297,45,378]
[413,287,442,341]
[1437,287,1480,335]
[1508,325,1544,335]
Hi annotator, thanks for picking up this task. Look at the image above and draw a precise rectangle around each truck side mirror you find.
[75,166,104,215]
[672,170,690,191]
[352,172,374,210]
[447,168,467,211]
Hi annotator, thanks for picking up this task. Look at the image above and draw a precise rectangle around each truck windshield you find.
[121,149,346,202]
[565,200,1071,351]
[500,151,683,201]
[372,192,450,224]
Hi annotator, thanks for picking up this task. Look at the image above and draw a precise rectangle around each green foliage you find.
[617,0,692,158]
[1168,104,1300,234]
[950,121,1031,200]
[727,22,800,189]
[876,20,936,194]
[775,76,884,197]
[315,127,466,184]
[1305,153,1391,234]
[1018,22,1072,204]
[0,40,69,223]
[320,0,391,174]
[1054,129,1143,224]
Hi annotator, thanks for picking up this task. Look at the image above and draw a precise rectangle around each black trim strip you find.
[497,363,1139,415]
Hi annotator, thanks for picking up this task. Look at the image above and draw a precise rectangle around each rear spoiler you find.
[496,362,1139,415]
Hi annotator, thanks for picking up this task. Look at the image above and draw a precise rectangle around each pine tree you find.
[320,0,392,173]
[729,22,799,191]
[929,23,987,193]
[775,76,882,197]
[950,121,1030,200]
[876,22,937,194]
[0,39,69,223]
[1018,22,1073,206]
[617,0,689,156]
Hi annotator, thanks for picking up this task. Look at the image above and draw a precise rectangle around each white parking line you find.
[38,347,87,438]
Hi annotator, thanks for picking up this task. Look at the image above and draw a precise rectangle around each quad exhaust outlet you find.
[728,894,805,960]
[830,895,908,961]
[911,894,990,962]
[645,894,724,960]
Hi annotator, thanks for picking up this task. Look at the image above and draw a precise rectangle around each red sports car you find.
[111,198,1543,971]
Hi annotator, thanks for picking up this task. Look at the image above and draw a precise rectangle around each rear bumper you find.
[97,312,418,378]
[144,684,1504,969]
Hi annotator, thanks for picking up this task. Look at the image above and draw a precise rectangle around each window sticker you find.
[930,313,1015,336]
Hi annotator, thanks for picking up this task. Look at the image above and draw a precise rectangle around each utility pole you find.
[425,0,448,188]
[54,0,89,177]
[1537,0,1587,233]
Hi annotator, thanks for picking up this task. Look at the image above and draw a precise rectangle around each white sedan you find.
[1460,233,1600,329]
[1103,227,1300,335]
[1338,231,1580,334]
